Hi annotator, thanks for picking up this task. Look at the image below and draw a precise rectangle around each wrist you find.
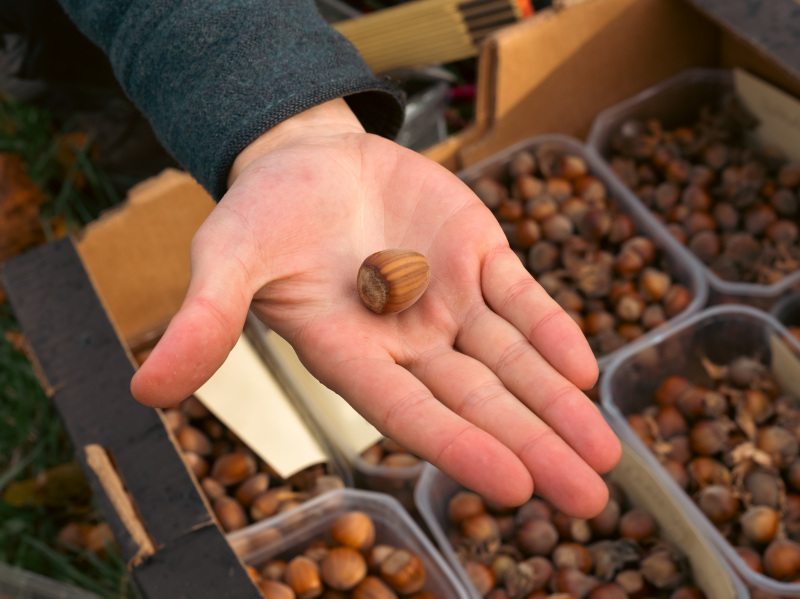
[227,98,365,187]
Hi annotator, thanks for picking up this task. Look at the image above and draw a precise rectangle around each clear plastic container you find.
[773,289,800,337]
[352,451,425,516]
[414,448,748,599]
[227,487,470,598]
[0,562,103,599]
[457,133,708,372]
[601,304,800,597]
[586,68,800,310]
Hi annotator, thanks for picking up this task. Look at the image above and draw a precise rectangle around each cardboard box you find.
[424,0,800,172]
[6,0,800,596]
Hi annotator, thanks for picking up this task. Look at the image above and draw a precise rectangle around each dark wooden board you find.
[2,238,261,599]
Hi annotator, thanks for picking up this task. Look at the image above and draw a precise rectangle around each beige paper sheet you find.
[771,334,800,398]
[194,334,328,478]
[734,68,800,163]
[262,330,383,460]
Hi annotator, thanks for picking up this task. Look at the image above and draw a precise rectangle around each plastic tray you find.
[414,445,747,599]
[586,68,800,309]
[0,562,103,599]
[227,487,470,598]
[601,304,800,597]
[457,133,708,372]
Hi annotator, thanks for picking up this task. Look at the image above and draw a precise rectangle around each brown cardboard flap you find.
[76,169,215,348]
[458,0,719,167]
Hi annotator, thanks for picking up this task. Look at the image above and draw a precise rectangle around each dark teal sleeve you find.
[56,0,406,200]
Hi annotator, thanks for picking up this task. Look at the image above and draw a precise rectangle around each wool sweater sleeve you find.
[55,0,406,200]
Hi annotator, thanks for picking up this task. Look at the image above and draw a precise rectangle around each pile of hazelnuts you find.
[626,354,800,585]
[163,396,345,533]
[606,94,800,286]
[468,143,692,358]
[246,510,443,599]
[444,479,702,599]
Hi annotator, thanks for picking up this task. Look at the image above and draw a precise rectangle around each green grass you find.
[0,95,139,598]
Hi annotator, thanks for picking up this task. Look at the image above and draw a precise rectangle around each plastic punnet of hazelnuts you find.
[229,489,468,599]
[465,136,700,368]
[433,477,706,599]
[604,92,800,291]
[163,396,346,534]
[624,353,800,585]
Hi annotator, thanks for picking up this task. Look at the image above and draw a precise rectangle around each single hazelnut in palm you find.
[357,249,430,314]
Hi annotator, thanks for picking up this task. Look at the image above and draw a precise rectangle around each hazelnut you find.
[514,219,541,248]
[162,408,187,433]
[357,249,430,314]
[641,303,667,331]
[330,511,375,551]
[183,452,209,479]
[662,284,691,318]
[618,509,658,543]
[471,177,507,209]
[588,499,620,538]
[320,547,368,591]
[463,561,495,597]
[261,560,288,581]
[655,375,693,407]
[687,230,721,263]
[640,548,684,589]
[744,204,777,236]
[447,491,486,524]
[688,420,729,456]
[379,549,426,595]
[201,477,227,501]
[695,484,739,525]
[350,575,398,599]
[285,556,324,599]
[509,151,537,178]
[756,425,799,468]
[552,542,593,573]
[257,579,297,599]
[763,538,800,581]
[211,450,257,486]
[712,202,739,231]
[735,546,763,574]
[176,425,213,456]
[366,545,396,572]
[497,199,524,221]
[686,457,731,490]
[235,473,270,508]
[525,195,558,221]
[546,177,574,202]
[516,517,559,556]
[740,505,780,545]
[743,468,782,508]
[527,241,560,273]
[213,495,248,532]
[638,267,671,302]
[541,213,574,242]
[461,513,501,553]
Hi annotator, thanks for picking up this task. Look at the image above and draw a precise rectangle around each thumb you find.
[130,246,254,408]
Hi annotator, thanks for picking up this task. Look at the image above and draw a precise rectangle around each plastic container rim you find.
[586,66,800,300]
[600,303,800,596]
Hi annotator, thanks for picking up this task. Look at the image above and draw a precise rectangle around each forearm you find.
[57,0,405,200]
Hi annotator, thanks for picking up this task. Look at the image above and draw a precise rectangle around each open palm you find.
[131,110,620,516]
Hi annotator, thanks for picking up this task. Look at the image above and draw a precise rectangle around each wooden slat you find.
[1,238,261,599]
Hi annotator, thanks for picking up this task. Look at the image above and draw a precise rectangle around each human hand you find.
[131,99,621,517]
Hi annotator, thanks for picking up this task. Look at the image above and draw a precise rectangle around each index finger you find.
[303,340,535,506]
